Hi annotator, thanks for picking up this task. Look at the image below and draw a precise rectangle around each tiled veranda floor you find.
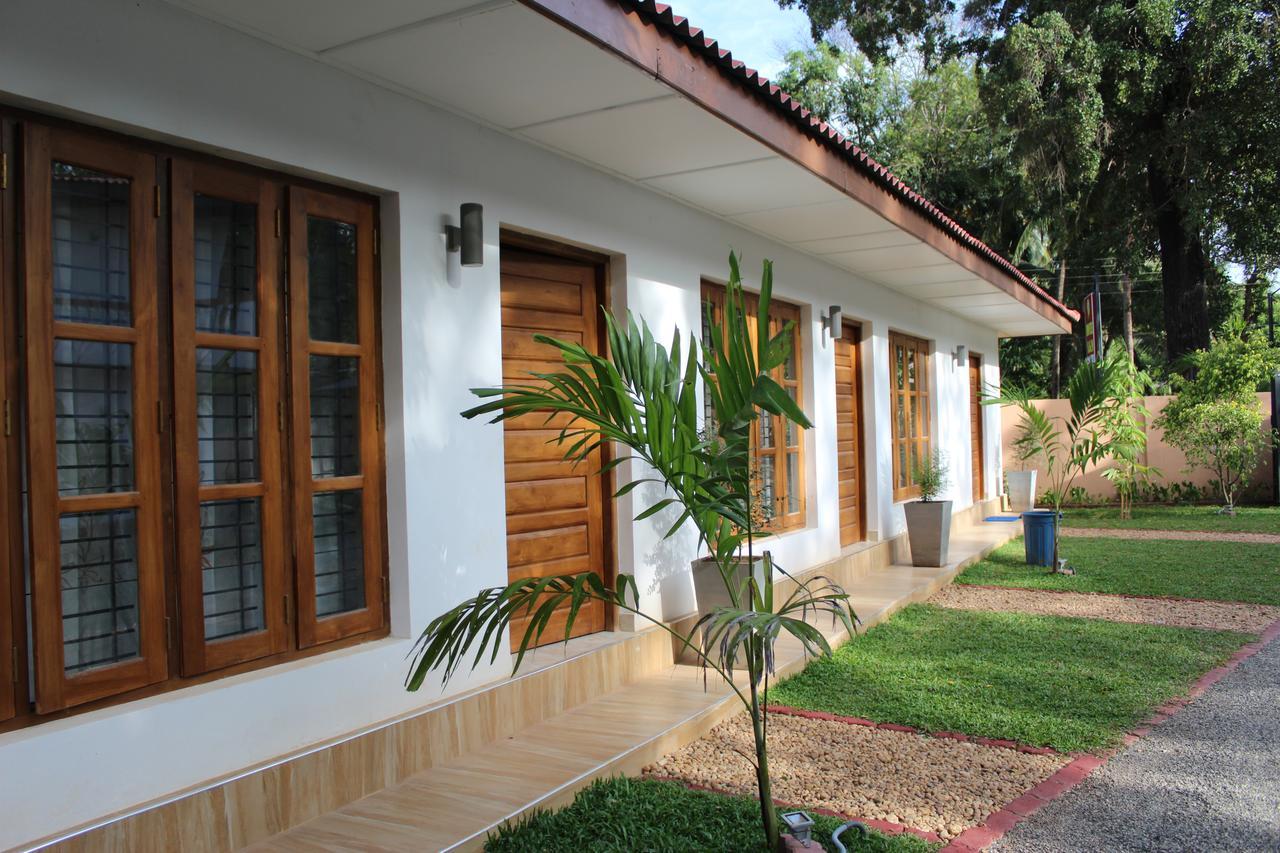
[249,521,1018,852]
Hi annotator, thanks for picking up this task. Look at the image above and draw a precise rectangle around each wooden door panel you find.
[508,525,590,566]
[500,247,607,649]
[969,354,985,503]
[501,305,585,334]
[500,276,585,314]
[835,323,866,547]
[505,507,591,536]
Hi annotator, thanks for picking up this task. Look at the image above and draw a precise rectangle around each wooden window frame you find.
[23,124,169,712]
[889,331,932,502]
[289,186,386,648]
[0,116,16,722]
[171,159,290,674]
[0,108,389,732]
[701,281,807,532]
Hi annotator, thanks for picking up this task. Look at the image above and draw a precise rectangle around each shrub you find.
[911,450,949,502]
[1162,398,1271,513]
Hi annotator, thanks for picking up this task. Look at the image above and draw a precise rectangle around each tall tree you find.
[781,0,1280,367]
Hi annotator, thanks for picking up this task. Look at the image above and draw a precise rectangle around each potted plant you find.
[406,253,856,852]
[903,450,952,567]
[1001,405,1044,512]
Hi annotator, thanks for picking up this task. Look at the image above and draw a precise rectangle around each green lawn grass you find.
[485,777,936,852]
[1060,505,1280,534]
[768,604,1247,753]
[957,536,1280,604]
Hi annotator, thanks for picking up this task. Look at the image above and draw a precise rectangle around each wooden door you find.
[969,354,985,503]
[500,247,607,649]
[834,322,866,547]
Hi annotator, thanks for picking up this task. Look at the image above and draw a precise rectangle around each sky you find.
[665,0,814,80]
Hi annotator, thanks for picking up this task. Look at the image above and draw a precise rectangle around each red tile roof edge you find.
[622,0,1078,323]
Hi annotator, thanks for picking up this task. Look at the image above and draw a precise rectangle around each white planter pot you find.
[903,500,953,567]
[691,555,767,614]
[1007,470,1038,513]
[682,555,768,666]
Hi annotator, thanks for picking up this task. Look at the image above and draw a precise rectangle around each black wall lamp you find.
[445,202,484,267]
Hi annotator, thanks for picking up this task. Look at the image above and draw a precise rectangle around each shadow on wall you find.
[636,480,699,622]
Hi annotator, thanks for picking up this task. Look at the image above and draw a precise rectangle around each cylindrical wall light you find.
[445,202,485,267]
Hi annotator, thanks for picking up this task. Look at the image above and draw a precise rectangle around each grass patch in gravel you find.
[768,604,1247,753]
[1060,505,1280,534]
[485,776,936,852]
[957,536,1280,604]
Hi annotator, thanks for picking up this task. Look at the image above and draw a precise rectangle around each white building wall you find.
[0,0,1004,845]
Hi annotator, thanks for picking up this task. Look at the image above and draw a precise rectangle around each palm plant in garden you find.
[405,254,856,852]
[985,348,1143,571]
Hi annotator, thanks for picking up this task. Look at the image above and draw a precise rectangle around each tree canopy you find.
[778,0,1280,377]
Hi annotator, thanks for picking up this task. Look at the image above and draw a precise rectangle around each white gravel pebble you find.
[645,713,1067,841]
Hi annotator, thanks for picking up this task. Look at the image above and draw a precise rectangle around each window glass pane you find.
[307,216,357,343]
[757,456,776,522]
[909,394,918,440]
[313,490,365,617]
[907,349,917,389]
[201,498,264,641]
[194,194,256,335]
[759,409,774,449]
[55,339,133,496]
[51,163,131,326]
[783,332,797,381]
[784,388,798,446]
[197,348,258,484]
[897,445,908,488]
[895,395,906,439]
[60,509,138,673]
[310,355,360,477]
[786,452,800,514]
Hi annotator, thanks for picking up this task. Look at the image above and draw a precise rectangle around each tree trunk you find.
[1242,269,1262,335]
[749,660,781,851]
[1148,161,1210,369]
[1050,260,1067,397]
[1121,272,1135,362]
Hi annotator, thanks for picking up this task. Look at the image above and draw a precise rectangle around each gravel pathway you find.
[992,636,1280,853]
[1061,526,1280,545]
[931,585,1280,633]
[644,713,1067,841]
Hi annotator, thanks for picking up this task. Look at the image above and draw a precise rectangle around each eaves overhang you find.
[519,0,1077,333]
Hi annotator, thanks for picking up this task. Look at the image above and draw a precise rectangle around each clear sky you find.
[665,0,814,80]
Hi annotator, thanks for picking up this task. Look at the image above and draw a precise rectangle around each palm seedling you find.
[405,253,857,851]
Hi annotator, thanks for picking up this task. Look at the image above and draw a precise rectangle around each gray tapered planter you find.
[680,555,768,665]
[904,500,952,567]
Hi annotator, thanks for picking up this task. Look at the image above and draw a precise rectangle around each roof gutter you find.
[517,0,1078,332]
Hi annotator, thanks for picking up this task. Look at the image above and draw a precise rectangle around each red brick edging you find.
[760,616,1280,851]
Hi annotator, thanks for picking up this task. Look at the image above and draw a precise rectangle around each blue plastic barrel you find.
[1022,510,1057,566]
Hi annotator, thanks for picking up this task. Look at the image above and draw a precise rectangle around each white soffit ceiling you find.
[167,0,1062,335]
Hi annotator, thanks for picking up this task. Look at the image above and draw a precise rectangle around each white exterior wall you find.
[0,0,1004,845]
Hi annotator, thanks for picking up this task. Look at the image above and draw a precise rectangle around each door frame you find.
[837,319,867,547]
[497,228,617,632]
[969,352,985,503]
